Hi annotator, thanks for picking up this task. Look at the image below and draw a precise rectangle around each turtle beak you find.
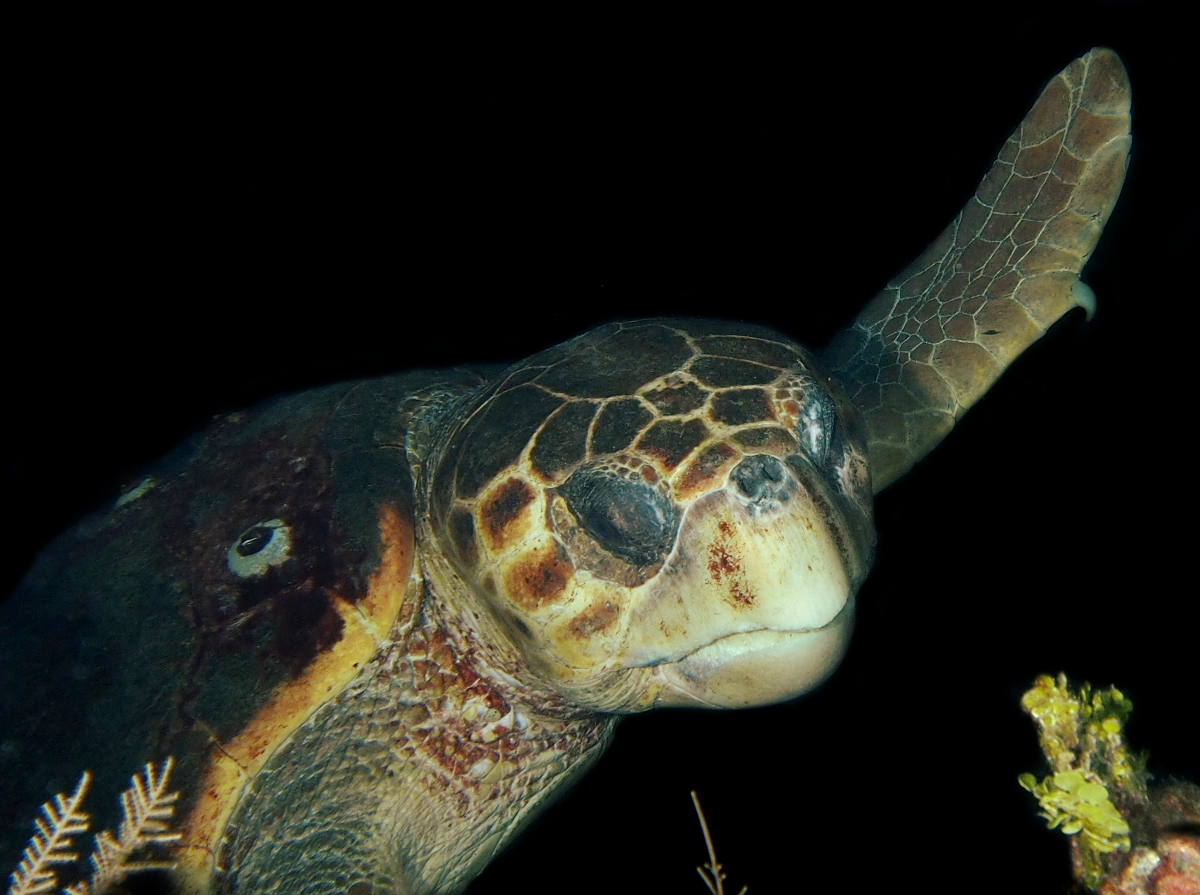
[651,594,855,708]
[622,455,863,709]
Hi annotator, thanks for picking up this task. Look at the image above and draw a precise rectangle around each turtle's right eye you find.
[559,466,678,567]
[798,388,835,464]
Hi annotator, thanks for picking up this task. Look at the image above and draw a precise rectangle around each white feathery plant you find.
[7,758,180,895]
[7,772,91,895]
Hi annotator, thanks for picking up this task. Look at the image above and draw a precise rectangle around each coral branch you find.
[1020,674,1199,893]
[6,759,181,895]
[7,772,92,895]
[66,758,181,895]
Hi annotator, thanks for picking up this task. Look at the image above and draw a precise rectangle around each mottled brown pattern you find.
[675,442,740,500]
[636,418,710,471]
[591,398,654,456]
[480,478,536,551]
[403,627,514,778]
[452,385,564,499]
[529,400,596,482]
[690,355,782,388]
[708,520,754,607]
[218,581,616,895]
[642,378,708,415]
[710,387,776,426]
[502,539,574,610]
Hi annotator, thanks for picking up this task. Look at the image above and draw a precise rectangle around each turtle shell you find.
[0,367,486,887]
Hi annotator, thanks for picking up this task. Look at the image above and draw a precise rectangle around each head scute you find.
[422,319,874,713]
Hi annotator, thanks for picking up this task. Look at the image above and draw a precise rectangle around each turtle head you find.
[428,320,874,712]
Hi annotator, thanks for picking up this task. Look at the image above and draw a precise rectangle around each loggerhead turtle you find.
[1,48,1130,894]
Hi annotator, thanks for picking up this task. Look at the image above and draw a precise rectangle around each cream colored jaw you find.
[652,595,855,708]
[619,474,856,708]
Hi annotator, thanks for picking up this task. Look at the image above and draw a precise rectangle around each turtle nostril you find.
[731,455,789,503]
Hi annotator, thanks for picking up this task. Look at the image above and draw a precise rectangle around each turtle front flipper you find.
[823,48,1131,492]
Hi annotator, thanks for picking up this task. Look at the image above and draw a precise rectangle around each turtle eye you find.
[559,466,678,566]
[227,518,293,578]
[798,389,835,464]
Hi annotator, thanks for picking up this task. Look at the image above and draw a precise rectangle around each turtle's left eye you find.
[559,466,678,567]
[798,389,835,464]
[227,519,293,578]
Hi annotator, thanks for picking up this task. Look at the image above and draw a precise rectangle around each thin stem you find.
[691,791,747,895]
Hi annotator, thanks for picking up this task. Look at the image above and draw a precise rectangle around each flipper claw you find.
[1071,280,1097,321]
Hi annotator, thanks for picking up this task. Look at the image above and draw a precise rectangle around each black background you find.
[5,3,1193,893]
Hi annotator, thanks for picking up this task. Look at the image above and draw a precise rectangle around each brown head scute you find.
[733,426,800,455]
[691,356,780,387]
[448,507,480,569]
[675,442,740,501]
[452,385,564,500]
[570,600,621,638]
[503,539,574,611]
[643,377,708,415]
[697,333,805,367]
[427,318,873,688]
[636,418,709,471]
[480,478,536,551]
[530,401,596,482]
[591,398,654,455]
[710,388,777,426]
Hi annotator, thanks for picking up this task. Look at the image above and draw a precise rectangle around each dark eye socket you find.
[560,466,678,566]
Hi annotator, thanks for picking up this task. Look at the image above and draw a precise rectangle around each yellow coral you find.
[1019,674,1147,889]
[1021,674,1082,773]
[1018,770,1130,853]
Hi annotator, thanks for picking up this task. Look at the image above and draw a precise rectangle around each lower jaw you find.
[652,595,855,709]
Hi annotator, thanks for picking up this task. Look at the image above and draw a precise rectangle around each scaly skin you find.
[213,384,620,895]
[824,48,1131,491]
[217,568,615,895]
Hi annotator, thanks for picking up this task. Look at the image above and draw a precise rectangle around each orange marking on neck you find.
[174,504,414,893]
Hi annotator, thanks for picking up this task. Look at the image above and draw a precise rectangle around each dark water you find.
[5,5,1192,894]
